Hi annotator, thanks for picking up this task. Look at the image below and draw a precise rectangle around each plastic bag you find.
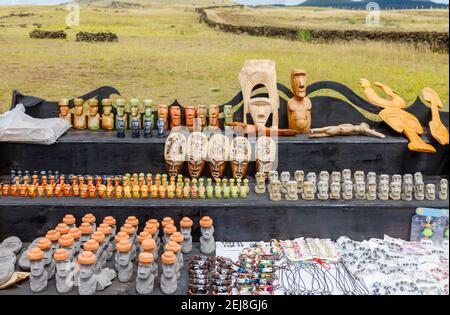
[0,104,71,145]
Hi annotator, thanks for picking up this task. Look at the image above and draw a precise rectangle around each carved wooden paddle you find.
[422,87,449,146]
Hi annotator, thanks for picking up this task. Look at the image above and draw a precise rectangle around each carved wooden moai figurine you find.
[164,132,187,178]
[170,105,182,130]
[208,134,229,179]
[59,98,72,125]
[73,98,86,129]
[87,99,100,131]
[208,105,220,130]
[238,59,279,128]
[288,69,311,134]
[187,132,208,179]
[185,105,196,132]
[99,98,113,131]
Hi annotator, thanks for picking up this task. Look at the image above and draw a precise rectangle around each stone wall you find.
[196,7,449,53]
[29,29,67,39]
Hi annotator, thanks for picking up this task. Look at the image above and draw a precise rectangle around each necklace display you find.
[0,171,249,200]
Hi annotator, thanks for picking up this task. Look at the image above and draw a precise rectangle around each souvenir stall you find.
[0,60,448,295]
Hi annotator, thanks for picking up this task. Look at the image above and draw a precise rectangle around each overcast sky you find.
[1,0,449,5]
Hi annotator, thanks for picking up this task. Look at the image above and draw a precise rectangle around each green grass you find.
[208,6,450,32]
[0,2,448,114]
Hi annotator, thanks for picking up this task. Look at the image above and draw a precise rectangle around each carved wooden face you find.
[255,172,266,187]
[208,134,229,179]
[170,106,181,128]
[255,136,276,174]
[89,105,98,116]
[164,133,187,178]
[249,98,272,127]
[2,185,9,196]
[291,71,307,98]
[187,133,208,178]
[230,137,251,180]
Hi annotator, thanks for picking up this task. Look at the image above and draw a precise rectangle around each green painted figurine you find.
[143,99,154,138]
[223,105,234,127]
[214,178,222,199]
[206,178,214,199]
[115,99,127,137]
[129,98,141,138]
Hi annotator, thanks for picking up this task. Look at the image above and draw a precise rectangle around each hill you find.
[299,0,449,9]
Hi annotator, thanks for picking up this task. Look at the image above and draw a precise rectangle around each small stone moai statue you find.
[97,223,114,261]
[306,172,317,193]
[103,216,117,237]
[389,181,401,200]
[319,171,329,184]
[115,99,127,138]
[165,241,182,279]
[199,216,215,255]
[425,184,436,201]
[268,171,278,185]
[59,98,72,125]
[163,224,177,246]
[45,229,60,254]
[147,219,161,251]
[294,170,305,193]
[330,181,341,200]
[69,227,82,256]
[269,180,282,201]
[87,99,101,131]
[136,252,155,295]
[255,172,267,194]
[367,172,377,184]
[80,223,93,243]
[58,233,75,262]
[115,239,133,283]
[28,247,48,293]
[341,169,352,183]
[285,181,298,201]
[73,98,86,130]
[378,179,389,201]
[143,99,154,138]
[354,171,365,185]
[439,179,448,200]
[160,251,178,295]
[170,232,184,266]
[54,248,74,294]
[120,224,137,261]
[179,217,193,254]
[401,174,414,201]
[414,181,425,200]
[77,251,98,295]
[101,98,115,131]
[141,239,158,276]
[38,238,55,280]
[280,172,291,194]
[392,174,402,184]
[317,181,329,200]
[342,180,353,200]
[301,181,315,201]
[331,171,341,184]
[137,231,152,253]
[354,181,366,200]
[366,181,377,200]
[414,172,423,185]
[92,231,108,268]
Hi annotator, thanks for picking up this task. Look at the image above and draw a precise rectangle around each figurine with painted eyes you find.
[87,99,101,131]
[230,137,251,180]
[170,105,182,130]
[73,98,86,130]
[187,132,208,179]
[288,69,311,134]
[185,105,196,132]
[115,99,127,138]
[101,98,115,131]
[143,99,155,138]
[59,98,72,125]
[157,104,169,137]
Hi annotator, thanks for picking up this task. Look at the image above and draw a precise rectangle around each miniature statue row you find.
[255,170,448,202]
[0,173,250,199]
[165,132,276,179]
[22,214,215,295]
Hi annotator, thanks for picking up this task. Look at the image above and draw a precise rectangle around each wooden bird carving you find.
[422,87,449,146]
[359,79,436,153]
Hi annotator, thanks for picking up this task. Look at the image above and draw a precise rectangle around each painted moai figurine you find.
[170,232,185,268]
[179,217,193,254]
[97,223,114,261]
[63,214,77,229]
[54,248,74,294]
[69,227,82,256]
[199,216,215,255]
[287,69,311,134]
[87,99,101,131]
[82,213,97,231]
[163,224,177,246]
[115,99,127,138]
[120,224,137,261]
[223,105,234,127]
[115,239,133,283]
[101,98,115,131]
[143,99,155,138]
[185,105,196,132]
[160,251,178,295]
[157,104,169,137]
[141,239,158,276]
[37,238,55,279]
[136,252,155,295]
[59,98,72,125]
[45,229,60,254]
[73,98,86,130]
[103,216,117,237]
[77,251,98,295]
[129,98,141,138]
[27,247,48,293]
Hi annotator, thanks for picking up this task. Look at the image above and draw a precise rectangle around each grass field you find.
[207,6,450,32]
[0,1,448,113]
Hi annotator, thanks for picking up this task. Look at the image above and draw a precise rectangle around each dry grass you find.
[0,2,448,113]
[208,6,450,32]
